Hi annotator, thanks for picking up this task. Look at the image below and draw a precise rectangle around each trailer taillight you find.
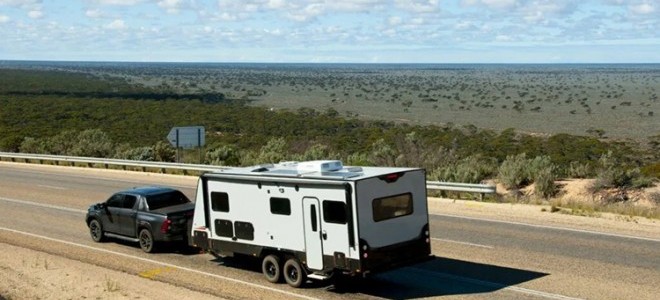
[360,240,370,259]
[378,172,404,183]
[161,219,172,233]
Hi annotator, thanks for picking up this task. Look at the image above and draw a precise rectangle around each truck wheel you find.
[262,254,281,283]
[139,229,156,253]
[88,219,106,242]
[283,258,306,288]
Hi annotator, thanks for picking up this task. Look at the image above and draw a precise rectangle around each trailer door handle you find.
[321,230,327,240]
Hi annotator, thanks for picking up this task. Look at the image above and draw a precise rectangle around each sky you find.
[0,0,658,63]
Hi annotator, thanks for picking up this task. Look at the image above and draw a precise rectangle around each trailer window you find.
[270,197,291,215]
[211,192,230,212]
[323,200,347,224]
[214,219,233,237]
[234,221,254,240]
[372,193,413,222]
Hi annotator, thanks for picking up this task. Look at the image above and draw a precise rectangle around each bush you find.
[641,162,660,179]
[430,155,497,183]
[567,161,593,178]
[205,145,240,166]
[345,152,370,166]
[69,129,114,158]
[498,153,529,189]
[631,174,655,189]
[534,166,557,198]
[115,146,155,161]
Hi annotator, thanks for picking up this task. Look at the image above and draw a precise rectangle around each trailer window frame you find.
[269,197,291,216]
[322,200,347,224]
[372,193,413,222]
[210,192,230,212]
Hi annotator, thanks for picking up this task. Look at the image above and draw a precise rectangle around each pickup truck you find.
[85,186,194,253]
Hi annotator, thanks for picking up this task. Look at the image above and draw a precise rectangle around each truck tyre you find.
[89,219,106,242]
[262,254,281,283]
[283,258,306,288]
[138,228,156,253]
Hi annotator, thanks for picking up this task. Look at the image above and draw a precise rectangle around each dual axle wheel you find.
[261,254,306,288]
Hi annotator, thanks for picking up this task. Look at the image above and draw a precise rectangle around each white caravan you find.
[190,160,431,287]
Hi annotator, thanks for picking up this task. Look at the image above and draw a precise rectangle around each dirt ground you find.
[0,243,220,300]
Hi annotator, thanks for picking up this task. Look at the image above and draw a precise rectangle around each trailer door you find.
[303,197,323,270]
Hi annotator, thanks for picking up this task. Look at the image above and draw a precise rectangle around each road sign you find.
[167,126,205,149]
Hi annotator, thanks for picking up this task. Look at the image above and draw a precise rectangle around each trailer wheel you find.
[283,258,306,288]
[88,219,106,242]
[139,229,156,253]
[262,254,281,283]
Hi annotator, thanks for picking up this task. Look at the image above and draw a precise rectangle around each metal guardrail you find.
[426,181,496,194]
[0,152,496,197]
[0,152,228,173]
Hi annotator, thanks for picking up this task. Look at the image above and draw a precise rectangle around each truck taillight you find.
[161,219,172,233]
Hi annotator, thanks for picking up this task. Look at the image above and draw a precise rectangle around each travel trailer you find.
[190,160,431,287]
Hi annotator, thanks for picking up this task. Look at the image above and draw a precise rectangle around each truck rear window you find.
[146,191,190,210]
[372,193,413,222]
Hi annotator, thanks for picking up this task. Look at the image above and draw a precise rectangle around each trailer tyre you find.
[88,219,106,242]
[139,229,156,253]
[262,254,281,283]
[283,258,306,288]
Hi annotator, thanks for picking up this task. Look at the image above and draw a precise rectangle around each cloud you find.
[463,0,518,9]
[27,10,43,19]
[0,14,9,23]
[95,0,144,5]
[104,19,126,30]
[395,0,440,13]
[85,9,103,18]
[388,16,403,26]
[629,3,655,14]
[158,0,183,14]
[0,0,39,6]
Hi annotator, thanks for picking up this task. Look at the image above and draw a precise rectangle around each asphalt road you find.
[1,163,658,299]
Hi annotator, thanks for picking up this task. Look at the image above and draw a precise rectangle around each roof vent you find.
[297,160,343,173]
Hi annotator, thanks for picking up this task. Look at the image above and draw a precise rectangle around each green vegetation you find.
[0,65,657,204]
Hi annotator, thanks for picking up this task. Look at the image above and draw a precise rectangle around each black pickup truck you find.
[85,186,194,252]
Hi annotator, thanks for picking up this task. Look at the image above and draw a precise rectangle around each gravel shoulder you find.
[428,197,660,240]
[0,242,220,300]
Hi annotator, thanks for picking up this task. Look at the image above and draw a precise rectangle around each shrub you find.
[345,152,370,166]
[205,145,240,166]
[69,129,115,158]
[498,153,529,189]
[153,141,175,162]
[641,162,660,179]
[369,138,397,167]
[431,155,497,183]
[631,174,655,189]
[115,146,154,161]
[19,137,47,154]
[567,161,593,178]
[534,166,557,198]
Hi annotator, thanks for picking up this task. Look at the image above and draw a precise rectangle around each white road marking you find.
[0,197,86,214]
[433,213,660,243]
[408,266,583,300]
[0,226,321,300]
[37,184,68,190]
[432,238,494,249]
